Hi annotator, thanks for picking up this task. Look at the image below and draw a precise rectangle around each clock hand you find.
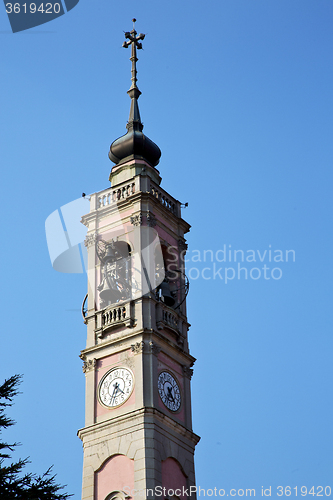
[110,382,119,404]
[167,386,175,402]
[113,383,125,399]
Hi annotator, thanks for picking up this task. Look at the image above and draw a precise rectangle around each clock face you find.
[158,371,181,412]
[98,367,134,408]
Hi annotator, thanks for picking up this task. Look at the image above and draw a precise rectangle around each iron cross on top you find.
[123,18,145,50]
[123,19,145,91]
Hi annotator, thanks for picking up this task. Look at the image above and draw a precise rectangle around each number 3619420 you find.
[5,3,61,14]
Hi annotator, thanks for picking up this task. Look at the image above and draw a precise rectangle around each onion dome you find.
[109,19,161,168]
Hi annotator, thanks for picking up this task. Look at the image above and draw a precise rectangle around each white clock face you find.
[158,371,181,412]
[98,367,134,408]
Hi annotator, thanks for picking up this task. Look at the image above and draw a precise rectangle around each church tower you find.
[78,20,200,500]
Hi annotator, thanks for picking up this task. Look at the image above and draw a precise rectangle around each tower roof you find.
[109,19,161,168]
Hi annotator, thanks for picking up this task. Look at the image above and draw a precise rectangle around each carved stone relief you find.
[182,365,194,379]
[149,341,161,356]
[82,358,96,373]
[146,211,157,227]
[178,239,188,252]
[130,213,142,226]
[84,232,97,247]
[130,341,145,354]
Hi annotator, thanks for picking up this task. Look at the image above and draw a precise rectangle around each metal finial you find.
[122,19,145,92]
[108,20,161,167]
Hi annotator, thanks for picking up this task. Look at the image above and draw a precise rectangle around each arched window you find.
[105,491,131,500]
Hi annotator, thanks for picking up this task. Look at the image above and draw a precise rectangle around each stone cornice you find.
[80,328,196,367]
[81,188,190,235]
[78,406,200,448]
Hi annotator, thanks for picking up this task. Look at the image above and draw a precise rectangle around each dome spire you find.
[122,18,144,131]
[109,19,161,169]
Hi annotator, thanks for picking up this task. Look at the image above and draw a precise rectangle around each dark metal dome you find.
[108,89,161,167]
[109,20,161,168]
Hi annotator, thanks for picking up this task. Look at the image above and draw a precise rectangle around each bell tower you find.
[78,20,200,500]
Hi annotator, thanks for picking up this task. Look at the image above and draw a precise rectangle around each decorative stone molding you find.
[182,365,194,379]
[178,239,188,252]
[177,336,185,348]
[130,213,142,226]
[82,358,96,373]
[81,216,89,228]
[130,341,161,356]
[149,341,161,356]
[131,341,145,354]
[84,232,97,247]
[146,211,157,227]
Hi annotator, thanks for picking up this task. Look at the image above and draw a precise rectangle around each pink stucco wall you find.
[155,225,178,248]
[95,454,134,500]
[162,457,188,500]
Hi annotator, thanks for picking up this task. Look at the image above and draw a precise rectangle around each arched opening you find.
[95,454,134,500]
[96,240,132,307]
[161,457,188,500]
[156,245,188,310]
[105,491,131,500]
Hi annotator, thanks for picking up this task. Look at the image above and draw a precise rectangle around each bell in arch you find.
[99,278,122,304]
[98,263,122,304]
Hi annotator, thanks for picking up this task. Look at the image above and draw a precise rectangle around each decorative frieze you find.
[84,233,97,247]
[146,211,157,227]
[131,341,145,354]
[130,213,143,226]
[182,365,194,379]
[82,358,96,373]
[130,341,161,356]
[178,238,188,252]
[149,341,161,356]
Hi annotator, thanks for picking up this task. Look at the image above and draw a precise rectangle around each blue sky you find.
[1,0,332,498]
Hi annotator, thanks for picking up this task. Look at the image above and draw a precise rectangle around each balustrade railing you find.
[162,308,179,330]
[95,301,134,339]
[156,302,180,333]
[97,182,135,208]
[102,305,127,326]
[94,175,180,217]
[149,185,177,215]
